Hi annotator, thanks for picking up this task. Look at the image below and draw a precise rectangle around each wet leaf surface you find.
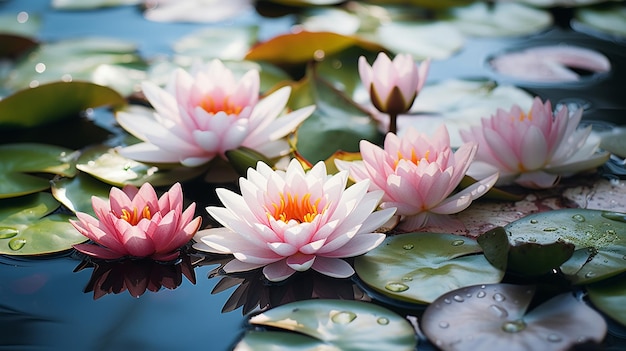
[587,275,626,327]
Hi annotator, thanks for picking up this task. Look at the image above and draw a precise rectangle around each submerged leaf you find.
[587,275,626,327]
[422,284,607,351]
[240,299,416,350]
[0,192,86,255]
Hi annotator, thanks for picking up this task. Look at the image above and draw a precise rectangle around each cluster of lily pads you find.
[1,0,626,350]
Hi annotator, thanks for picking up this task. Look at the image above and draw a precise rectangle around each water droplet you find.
[502,320,526,333]
[606,229,616,235]
[572,214,586,222]
[443,298,452,304]
[585,271,596,278]
[453,295,464,302]
[9,238,26,251]
[489,305,509,318]
[543,227,558,232]
[547,334,562,342]
[493,293,506,302]
[385,282,409,292]
[514,237,524,243]
[476,291,486,298]
[331,311,357,324]
[438,321,449,328]
[402,276,413,281]
[402,243,414,250]
[530,219,538,224]
[451,239,465,246]
[123,163,132,171]
[377,317,389,325]
[622,255,626,260]
[601,211,626,222]
[528,237,537,242]
[0,227,19,239]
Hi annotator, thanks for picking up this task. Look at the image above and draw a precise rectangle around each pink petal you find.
[263,260,297,282]
[319,233,385,257]
[286,252,316,272]
[311,257,355,278]
[73,243,125,260]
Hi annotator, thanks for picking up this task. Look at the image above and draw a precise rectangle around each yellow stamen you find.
[268,192,322,223]
[200,96,244,115]
[120,206,152,225]
[395,149,430,169]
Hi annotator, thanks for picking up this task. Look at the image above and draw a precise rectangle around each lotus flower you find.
[336,126,498,232]
[116,59,315,167]
[459,97,609,188]
[359,52,430,133]
[71,182,202,261]
[193,159,395,282]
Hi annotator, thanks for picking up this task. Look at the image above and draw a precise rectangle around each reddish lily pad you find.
[421,284,607,351]
[0,192,86,255]
[0,33,38,59]
[354,232,504,304]
[240,299,416,350]
[0,143,77,199]
[0,81,126,129]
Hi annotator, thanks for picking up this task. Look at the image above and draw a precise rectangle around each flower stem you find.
[389,113,398,134]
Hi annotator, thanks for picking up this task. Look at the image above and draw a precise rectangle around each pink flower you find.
[459,97,609,188]
[71,182,202,261]
[116,59,315,167]
[192,159,395,282]
[359,52,430,133]
[336,126,498,232]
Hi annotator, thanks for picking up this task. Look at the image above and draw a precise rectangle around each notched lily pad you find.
[76,145,208,187]
[354,232,504,304]
[239,299,416,350]
[0,192,86,255]
[481,209,626,284]
[0,143,77,199]
[0,81,126,129]
[421,283,607,351]
[51,173,112,216]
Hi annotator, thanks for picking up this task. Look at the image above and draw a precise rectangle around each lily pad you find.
[0,192,86,255]
[51,0,142,9]
[0,143,77,199]
[239,299,416,350]
[600,128,626,158]
[0,34,38,60]
[75,145,208,187]
[573,4,626,39]
[354,232,504,304]
[587,275,626,327]
[375,21,464,60]
[484,209,626,284]
[173,25,259,61]
[50,173,112,216]
[421,284,607,351]
[0,81,126,129]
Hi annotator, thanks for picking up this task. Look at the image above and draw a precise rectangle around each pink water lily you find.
[359,52,430,133]
[71,182,202,261]
[459,97,609,188]
[116,59,315,167]
[336,126,498,232]
[192,159,395,282]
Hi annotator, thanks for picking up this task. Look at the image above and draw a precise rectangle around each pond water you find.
[1,0,626,350]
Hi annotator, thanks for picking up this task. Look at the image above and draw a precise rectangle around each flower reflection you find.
[116,59,315,167]
[74,253,196,300]
[196,256,369,315]
[459,97,609,189]
[336,126,498,232]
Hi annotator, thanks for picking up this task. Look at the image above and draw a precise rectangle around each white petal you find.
[311,257,355,278]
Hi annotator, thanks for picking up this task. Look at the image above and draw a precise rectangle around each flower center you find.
[516,111,533,122]
[200,96,244,115]
[269,192,322,223]
[395,149,430,168]
[120,206,152,226]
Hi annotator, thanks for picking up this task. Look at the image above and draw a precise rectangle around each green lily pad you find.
[0,81,126,129]
[587,275,626,327]
[574,4,626,39]
[0,192,86,255]
[0,143,77,199]
[51,0,142,9]
[600,129,626,158]
[484,209,626,285]
[50,173,112,216]
[75,145,208,187]
[375,21,464,60]
[173,25,259,61]
[354,232,504,304]
[421,284,607,351]
[239,299,416,350]
[0,34,38,60]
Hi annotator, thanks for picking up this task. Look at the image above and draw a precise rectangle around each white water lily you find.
[116,59,314,167]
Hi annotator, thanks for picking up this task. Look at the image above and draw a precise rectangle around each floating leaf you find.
[422,284,607,351]
[573,4,626,39]
[143,0,254,23]
[354,232,504,304]
[51,0,142,9]
[75,145,208,187]
[0,34,38,60]
[245,31,383,64]
[0,192,86,255]
[299,8,361,35]
[173,25,259,61]
[587,275,626,327]
[375,21,464,60]
[445,2,553,37]
[0,143,77,199]
[488,45,611,83]
[0,81,126,129]
[51,173,112,216]
[600,128,626,158]
[238,299,416,350]
[485,209,626,284]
